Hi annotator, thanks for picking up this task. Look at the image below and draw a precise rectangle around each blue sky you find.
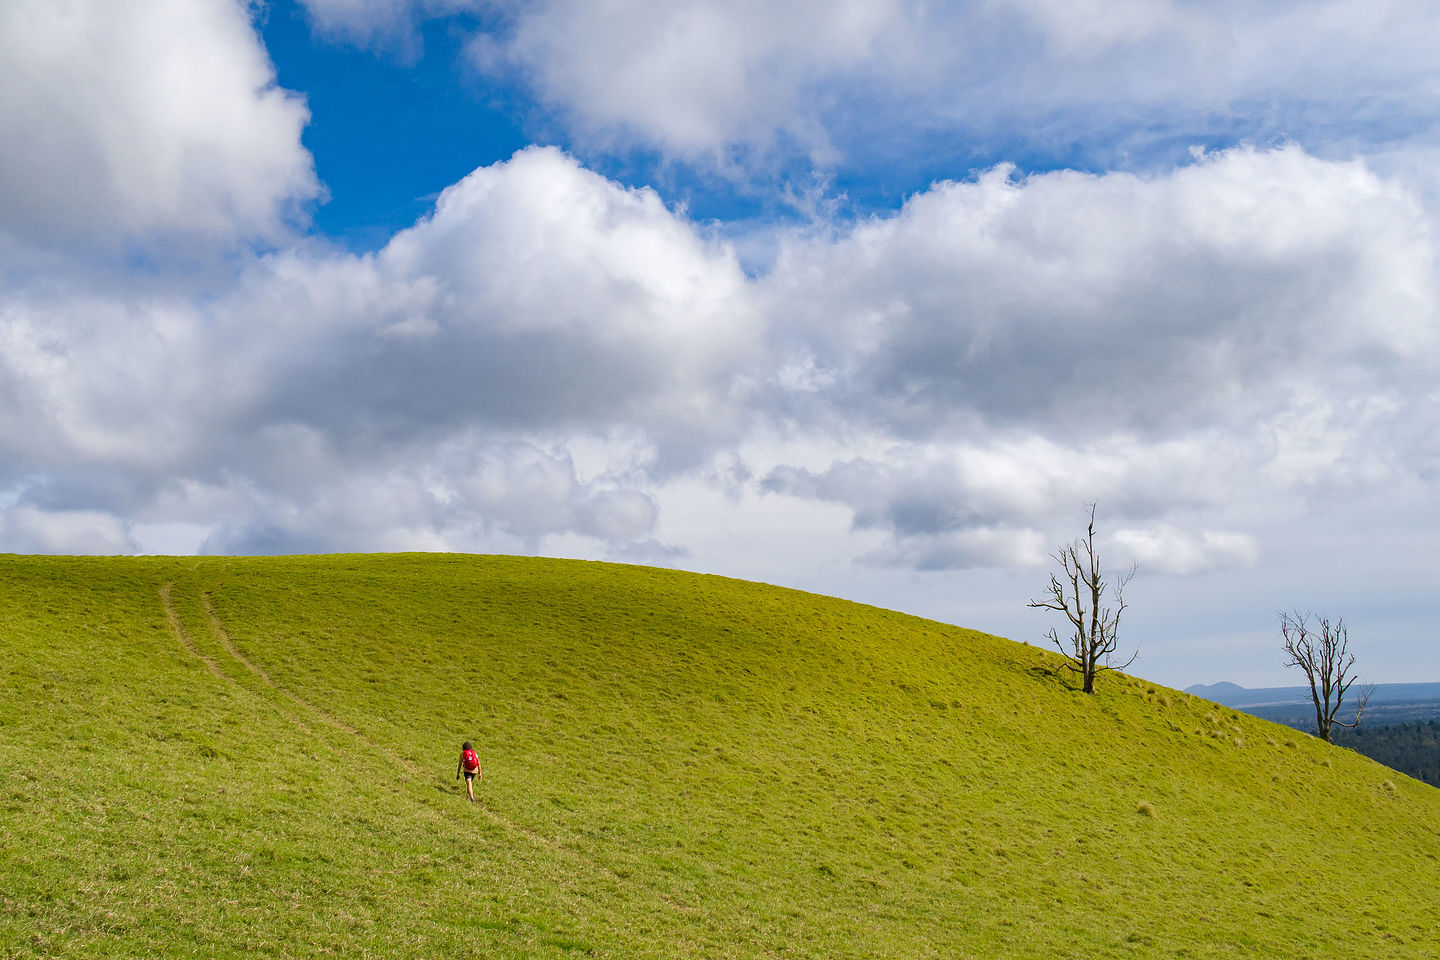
[259,0,1440,250]
[260,3,529,248]
[3,0,1440,688]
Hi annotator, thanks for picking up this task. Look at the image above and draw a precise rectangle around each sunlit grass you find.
[2,554,1437,957]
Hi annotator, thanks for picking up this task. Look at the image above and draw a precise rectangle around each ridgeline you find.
[3,554,1437,958]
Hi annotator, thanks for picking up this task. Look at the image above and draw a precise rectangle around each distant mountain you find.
[1184,681,1248,699]
[1185,682,1309,707]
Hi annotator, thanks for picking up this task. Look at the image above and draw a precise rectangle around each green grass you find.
[2,553,1437,958]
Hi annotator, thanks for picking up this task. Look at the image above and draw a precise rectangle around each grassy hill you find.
[2,554,1437,958]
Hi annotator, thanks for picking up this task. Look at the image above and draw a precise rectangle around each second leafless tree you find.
[1028,503,1137,694]
[1279,611,1374,743]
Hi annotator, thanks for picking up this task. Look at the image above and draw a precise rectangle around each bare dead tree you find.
[1279,611,1373,742]
[1027,503,1137,694]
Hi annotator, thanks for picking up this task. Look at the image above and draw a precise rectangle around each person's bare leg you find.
[466,776,475,802]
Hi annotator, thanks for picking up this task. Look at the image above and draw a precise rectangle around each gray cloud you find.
[0,506,138,556]
[184,438,664,556]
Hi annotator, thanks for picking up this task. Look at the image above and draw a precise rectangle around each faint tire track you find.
[197,590,414,772]
[160,582,224,679]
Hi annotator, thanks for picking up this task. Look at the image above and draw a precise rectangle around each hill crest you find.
[3,553,1438,958]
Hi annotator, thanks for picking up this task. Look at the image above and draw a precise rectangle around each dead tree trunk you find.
[1028,503,1136,694]
[1279,611,1373,743]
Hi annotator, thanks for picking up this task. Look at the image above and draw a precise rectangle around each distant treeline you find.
[1246,699,1440,729]
[1332,721,1440,788]
[1253,706,1440,787]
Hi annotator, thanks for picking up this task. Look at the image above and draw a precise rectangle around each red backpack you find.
[462,747,479,772]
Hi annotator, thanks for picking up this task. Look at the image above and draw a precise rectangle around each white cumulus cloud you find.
[750,144,1439,572]
[0,0,318,253]
[297,0,1440,175]
[0,147,757,557]
[1,142,1437,584]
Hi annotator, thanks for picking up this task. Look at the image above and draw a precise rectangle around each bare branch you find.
[1332,682,1376,730]
[1280,611,1369,742]
[1028,503,1136,694]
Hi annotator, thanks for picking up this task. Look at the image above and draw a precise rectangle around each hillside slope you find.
[2,554,1437,958]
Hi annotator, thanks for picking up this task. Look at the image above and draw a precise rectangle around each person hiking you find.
[456,741,481,802]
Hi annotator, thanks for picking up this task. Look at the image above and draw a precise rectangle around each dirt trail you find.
[162,580,689,912]
[159,582,224,679]
[197,590,386,755]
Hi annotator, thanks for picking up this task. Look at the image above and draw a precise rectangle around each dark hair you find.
[462,741,473,751]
